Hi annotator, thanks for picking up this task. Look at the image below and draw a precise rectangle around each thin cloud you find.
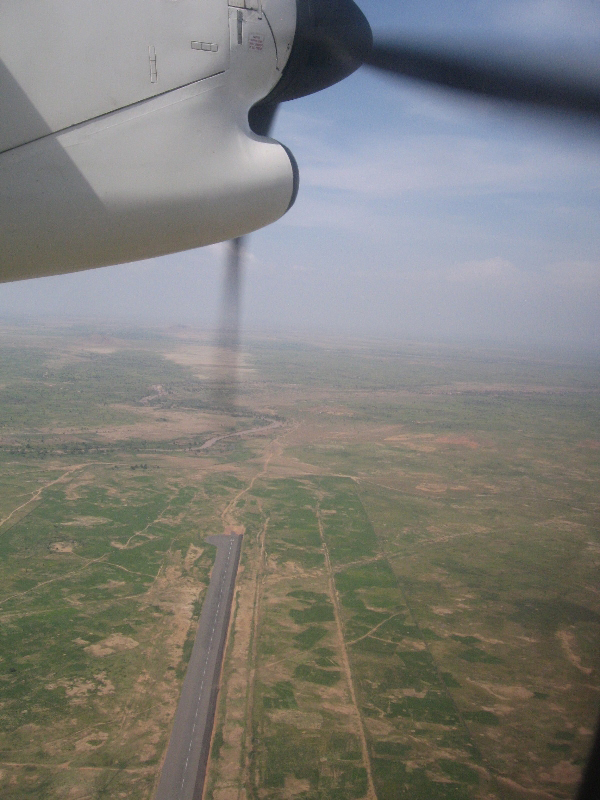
[296,132,600,199]
[445,257,524,286]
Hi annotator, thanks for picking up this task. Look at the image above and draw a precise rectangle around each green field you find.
[0,322,598,799]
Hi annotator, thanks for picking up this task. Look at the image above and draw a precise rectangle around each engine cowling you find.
[0,0,299,281]
[0,0,371,282]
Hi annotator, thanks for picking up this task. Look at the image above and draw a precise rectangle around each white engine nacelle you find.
[0,0,298,281]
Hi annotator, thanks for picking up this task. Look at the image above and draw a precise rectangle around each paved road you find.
[155,533,242,800]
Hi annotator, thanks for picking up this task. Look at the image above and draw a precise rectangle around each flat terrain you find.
[0,322,598,800]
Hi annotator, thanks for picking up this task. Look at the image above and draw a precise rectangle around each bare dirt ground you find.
[94,408,226,442]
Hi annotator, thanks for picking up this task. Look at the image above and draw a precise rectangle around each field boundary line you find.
[239,511,269,800]
[317,506,377,800]
[0,463,90,531]
[346,612,401,646]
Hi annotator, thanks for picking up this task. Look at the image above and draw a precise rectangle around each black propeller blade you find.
[364,39,600,120]
[282,0,598,121]
[212,105,280,410]
[218,236,243,354]
[211,237,244,410]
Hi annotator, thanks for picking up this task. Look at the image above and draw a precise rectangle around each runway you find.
[155,532,242,800]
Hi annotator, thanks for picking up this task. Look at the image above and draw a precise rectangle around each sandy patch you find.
[141,565,198,668]
[435,435,481,448]
[260,458,324,477]
[16,723,40,735]
[84,633,139,657]
[64,473,96,501]
[432,607,454,616]
[84,642,117,657]
[45,675,113,706]
[75,731,109,752]
[384,434,436,452]
[478,703,513,718]
[62,516,111,527]
[49,541,75,553]
[65,680,96,699]
[184,545,204,572]
[398,638,427,651]
[93,407,229,443]
[95,671,115,695]
[416,483,448,494]
[556,630,593,675]
[62,594,84,608]
[268,710,323,729]
[284,777,311,795]
[110,533,158,550]
[139,742,160,763]
[163,346,214,375]
[540,761,581,785]
[401,688,428,698]
[467,679,533,701]
[364,718,395,736]
[313,406,355,416]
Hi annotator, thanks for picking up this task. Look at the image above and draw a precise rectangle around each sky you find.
[1,0,599,348]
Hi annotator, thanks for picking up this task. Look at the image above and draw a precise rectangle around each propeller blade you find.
[211,104,280,410]
[364,40,600,119]
[212,237,244,410]
[218,236,243,352]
